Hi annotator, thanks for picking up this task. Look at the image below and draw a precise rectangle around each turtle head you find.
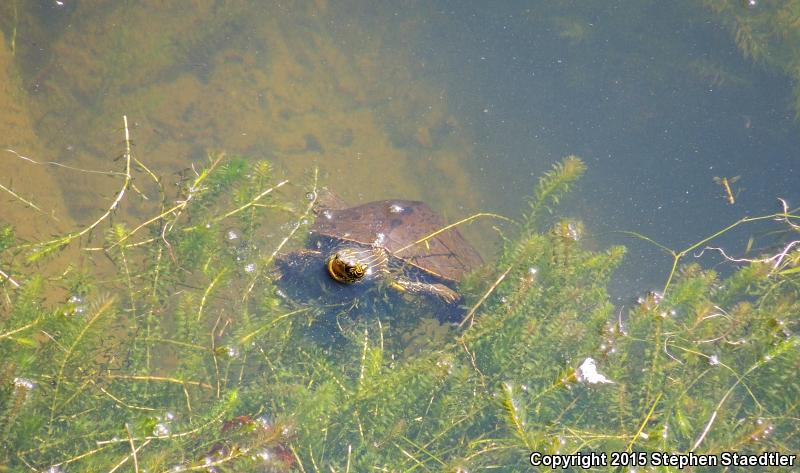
[326,249,368,284]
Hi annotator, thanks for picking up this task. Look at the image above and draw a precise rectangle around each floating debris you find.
[13,377,36,391]
[576,357,614,384]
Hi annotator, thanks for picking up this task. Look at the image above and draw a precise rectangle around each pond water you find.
[1,1,798,471]
[2,1,797,299]
[412,1,800,300]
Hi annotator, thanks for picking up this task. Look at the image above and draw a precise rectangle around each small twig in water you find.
[395,212,511,255]
[459,264,514,329]
[695,240,800,271]
[20,116,134,259]
[0,267,20,288]
[124,423,140,473]
[0,181,57,221]
[5,147,127,176]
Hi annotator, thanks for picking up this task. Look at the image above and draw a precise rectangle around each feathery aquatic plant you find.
[1,152,797,471]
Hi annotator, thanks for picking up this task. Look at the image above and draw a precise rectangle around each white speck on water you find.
[576,357,614,384]
[13,377,36,390]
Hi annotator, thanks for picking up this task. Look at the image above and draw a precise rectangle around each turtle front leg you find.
[390,278,460,304]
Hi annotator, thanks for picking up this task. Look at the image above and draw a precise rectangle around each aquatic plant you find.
[1,140,798,472]
[702,0,800,117]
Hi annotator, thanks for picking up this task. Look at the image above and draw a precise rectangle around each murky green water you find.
[1,1,798,471]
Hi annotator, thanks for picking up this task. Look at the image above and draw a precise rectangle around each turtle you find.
[274,190,483,308]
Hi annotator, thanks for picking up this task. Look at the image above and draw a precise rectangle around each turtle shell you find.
[312,199,483,283]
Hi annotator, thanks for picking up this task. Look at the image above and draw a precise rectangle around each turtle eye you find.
[326,254,351,283]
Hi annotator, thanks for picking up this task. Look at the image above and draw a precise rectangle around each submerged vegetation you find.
[1,137,798,471]
[703,0,800,117]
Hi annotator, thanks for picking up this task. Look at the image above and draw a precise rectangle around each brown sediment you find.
[17,1,482,220]
[0,33,90,298]
[0,33,72,242]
